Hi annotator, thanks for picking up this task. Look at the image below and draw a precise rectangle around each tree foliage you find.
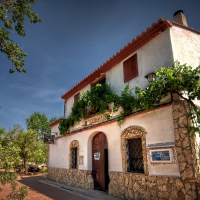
[0,125,48,200]
[1,124,23,146]
[26,112,57,139]
[59,62,200,135]
[0,139,28,200]
[12,129,47,171]
[0,0,42,73]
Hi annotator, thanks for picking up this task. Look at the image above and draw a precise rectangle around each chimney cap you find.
[174,10,184,16]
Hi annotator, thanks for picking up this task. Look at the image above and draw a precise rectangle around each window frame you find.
[126,138,144,173]
[74,92,80,105]
[71,147,77,169]
[69,140,79,170]
[123,53,138,83]
[121,126,148,175]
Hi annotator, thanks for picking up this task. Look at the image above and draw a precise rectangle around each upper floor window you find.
[123,53,138,83]
[74,92,80,104]
[92,76,106,87]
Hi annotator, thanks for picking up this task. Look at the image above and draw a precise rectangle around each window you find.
[69,140,79,169]
[126,138,144,173]
[92,77,106,87]
[71,147,77,169]
[74,93,80,104]
[123,53,138,83]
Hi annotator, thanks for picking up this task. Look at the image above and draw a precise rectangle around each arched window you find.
[69,140,79,169]
[121,126,148,175]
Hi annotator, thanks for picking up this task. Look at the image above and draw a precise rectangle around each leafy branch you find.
[0,0,42,73]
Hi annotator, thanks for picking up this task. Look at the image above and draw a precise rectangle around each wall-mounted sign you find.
[79,156,84,165]
[150,148,174,163]
[94,152,100,160]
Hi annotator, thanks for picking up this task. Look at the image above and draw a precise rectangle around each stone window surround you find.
[69,140,79,169]
[121,126,148,175]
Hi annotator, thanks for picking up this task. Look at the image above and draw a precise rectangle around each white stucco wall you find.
[170,26,200,69]
[51,124,60,136]
[170,26,200,107]
[65,84,91,118]
[64,28,174,124]
[49,105,180,177]
[107,28,174,95]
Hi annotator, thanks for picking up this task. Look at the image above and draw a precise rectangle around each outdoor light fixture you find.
[144,73,156,83]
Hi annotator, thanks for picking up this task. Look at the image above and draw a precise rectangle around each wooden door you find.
[92,132,109,191]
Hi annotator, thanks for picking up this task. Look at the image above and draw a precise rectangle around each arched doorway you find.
[92,132,109,191]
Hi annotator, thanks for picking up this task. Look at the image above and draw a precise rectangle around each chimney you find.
[173,10,188,27]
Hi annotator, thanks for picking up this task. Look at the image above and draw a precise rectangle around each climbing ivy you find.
[59,84,119,135]
[59,62,200,135]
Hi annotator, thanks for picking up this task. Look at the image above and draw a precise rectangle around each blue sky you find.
[0,0,200,131]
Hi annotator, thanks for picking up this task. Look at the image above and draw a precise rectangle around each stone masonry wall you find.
[172,100,200,180]
[48,167,93,190]
[108,172,197,200]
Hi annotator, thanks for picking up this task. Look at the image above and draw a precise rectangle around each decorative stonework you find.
[172,100,200,180]
[85,110,111,125]
[86,114,107,125]
[121,126,148,175]
[48,167,93,190]
[69,140,79,169]
[108,172,197,200]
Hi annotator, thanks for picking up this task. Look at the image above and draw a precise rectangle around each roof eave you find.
[61,18,173,100]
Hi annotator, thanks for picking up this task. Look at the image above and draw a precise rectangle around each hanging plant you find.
[59,84,119,135]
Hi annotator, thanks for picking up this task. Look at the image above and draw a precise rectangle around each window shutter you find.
[123,53,138,83]
[131,54,138,78]
[123,58,131,83]
[74,93,80,104]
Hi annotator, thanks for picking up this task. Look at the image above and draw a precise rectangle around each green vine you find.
[59,84,119,135]
[59,62,200,135]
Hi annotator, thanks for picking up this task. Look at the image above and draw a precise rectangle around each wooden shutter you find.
[123,54,138,83]
[74,92,80,104]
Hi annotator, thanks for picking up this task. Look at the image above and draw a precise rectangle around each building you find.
[47,11,200,200]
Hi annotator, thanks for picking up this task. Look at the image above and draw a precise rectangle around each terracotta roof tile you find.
[49,117,63,127]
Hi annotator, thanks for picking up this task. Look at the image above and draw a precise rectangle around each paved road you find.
[19,175,121,200]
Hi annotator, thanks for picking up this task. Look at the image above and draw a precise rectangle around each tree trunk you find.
[23,157,27,174]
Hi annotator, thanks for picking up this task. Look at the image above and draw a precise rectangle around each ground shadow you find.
[18,176,88,200]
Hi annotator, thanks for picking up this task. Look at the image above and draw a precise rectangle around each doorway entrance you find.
[92,132,109,191]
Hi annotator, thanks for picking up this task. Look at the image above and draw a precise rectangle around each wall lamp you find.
[44,132,58,144]
[144,73,156,83]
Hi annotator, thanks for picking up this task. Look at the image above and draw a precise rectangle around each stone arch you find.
[121,126,148,175]
[69,140,79,169]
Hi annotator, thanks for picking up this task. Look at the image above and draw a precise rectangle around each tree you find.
[12,129,46,172]
[0,124,23,146]
[0,142,28,200]
[0,0,42,73]
[0,127,6,143]
[26,112,57,139]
